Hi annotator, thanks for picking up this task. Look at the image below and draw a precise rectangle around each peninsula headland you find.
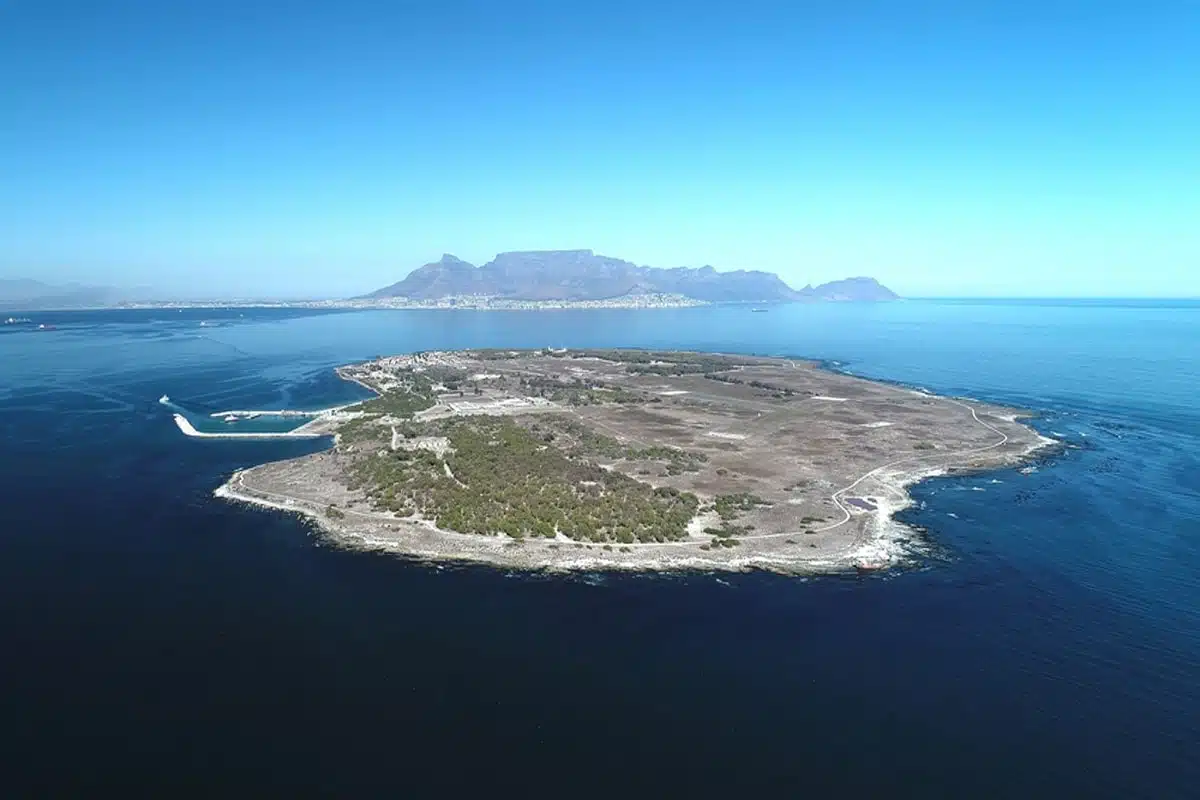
[214,349,1054,573]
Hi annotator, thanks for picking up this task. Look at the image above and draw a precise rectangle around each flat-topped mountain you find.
[360,250,898,303]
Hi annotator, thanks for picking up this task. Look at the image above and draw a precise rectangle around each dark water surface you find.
[1,302,1197,796]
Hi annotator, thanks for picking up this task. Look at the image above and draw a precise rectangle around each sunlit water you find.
[1,301,1197,795]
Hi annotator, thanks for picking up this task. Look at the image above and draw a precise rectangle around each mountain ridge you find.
[0,279,139,310]
[361,250,898,303]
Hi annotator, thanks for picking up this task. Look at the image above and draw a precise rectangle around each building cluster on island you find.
[111,294,706,311]
[331,292,707,311]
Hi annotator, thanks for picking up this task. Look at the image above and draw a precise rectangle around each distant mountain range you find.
[0,279,139,310]
[361,250,898,303]
[1,254,898,309]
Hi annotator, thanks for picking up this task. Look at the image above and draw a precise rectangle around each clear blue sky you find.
[2,0,1198,298]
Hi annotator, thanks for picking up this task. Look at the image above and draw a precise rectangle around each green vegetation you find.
[705,522,754,539]
[704,372,797,398]
[551,386,644,406]
[537,418,625,458]
[913,442,936,450]
[421,366,470,388]
[336,369,442,446]
[347,416,699,543]
[625,444,707,474]
[713,492,770,520]
[325,505,345,520]
[345,367,466,420]
[336,415,388,445]
[515,374,645,406]
[470,349,522,360]
[359,385,436,418]
[570,349,750,376]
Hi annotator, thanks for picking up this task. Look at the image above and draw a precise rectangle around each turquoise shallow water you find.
[0,301,1197,795]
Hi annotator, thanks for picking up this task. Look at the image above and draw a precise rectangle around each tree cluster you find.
[712,492,770,521]
[348,416,700,544]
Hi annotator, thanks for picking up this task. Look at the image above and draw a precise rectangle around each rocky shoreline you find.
[216,433,1055,574]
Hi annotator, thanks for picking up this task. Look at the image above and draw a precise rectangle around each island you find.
[214,349,1054,573]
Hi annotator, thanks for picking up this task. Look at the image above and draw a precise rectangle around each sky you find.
[1,0,1198,299]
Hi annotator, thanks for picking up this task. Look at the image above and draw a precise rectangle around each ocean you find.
[1,301,1197,796]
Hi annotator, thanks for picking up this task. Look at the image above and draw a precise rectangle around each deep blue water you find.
[1,302,1197,796]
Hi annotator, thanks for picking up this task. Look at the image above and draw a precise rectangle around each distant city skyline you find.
[2,1,1198,298]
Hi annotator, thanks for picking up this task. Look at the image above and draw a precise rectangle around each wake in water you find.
[158,394,192,414]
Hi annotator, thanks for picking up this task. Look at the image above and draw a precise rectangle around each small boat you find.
[159,395,170,404]
[750,308,768,313]
[4,317,32,325]
[36,324,56,331]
